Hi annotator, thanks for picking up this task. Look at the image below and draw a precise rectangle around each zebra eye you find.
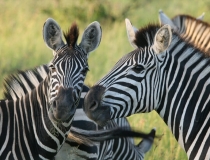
[132,65,144,73]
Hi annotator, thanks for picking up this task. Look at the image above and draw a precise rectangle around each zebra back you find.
[3,64,49,100]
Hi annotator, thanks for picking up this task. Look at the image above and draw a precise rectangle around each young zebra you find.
[83,21,210,159]
[3,62,156,160]
[158,11,210,54]
[0,17,103,159]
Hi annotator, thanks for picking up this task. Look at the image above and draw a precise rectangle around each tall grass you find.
[1,0,210,159]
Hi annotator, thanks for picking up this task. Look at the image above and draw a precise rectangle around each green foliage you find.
[1,0,210,159]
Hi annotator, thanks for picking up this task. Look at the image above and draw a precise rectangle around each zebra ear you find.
[43,18,65,53]
[159,10,178,31]
[125,18,138,49]
[197,12,205,20]
[152,24,172,54]
[79,21,102,56]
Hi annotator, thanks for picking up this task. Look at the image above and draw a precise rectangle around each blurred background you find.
[0,0,209,159]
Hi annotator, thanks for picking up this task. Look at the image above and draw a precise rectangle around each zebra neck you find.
[155,35,210,149]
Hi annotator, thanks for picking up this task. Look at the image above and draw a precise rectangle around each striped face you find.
[83,24,172,126]
[48,45,89,121]
[43,18,102,122]
[84,48,158,126]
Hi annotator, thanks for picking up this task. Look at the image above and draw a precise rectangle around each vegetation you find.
[1,0,210,159]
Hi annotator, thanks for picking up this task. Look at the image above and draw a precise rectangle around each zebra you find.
[158,10,210,54]
[3,60,156,159]
[0,17,103,159]
[83,20,210,159]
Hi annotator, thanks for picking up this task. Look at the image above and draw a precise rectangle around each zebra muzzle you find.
[51,86,75,121]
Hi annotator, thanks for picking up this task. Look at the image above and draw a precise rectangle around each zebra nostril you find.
[89,100,98,111]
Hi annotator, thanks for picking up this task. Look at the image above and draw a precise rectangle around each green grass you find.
[1,0,210,159]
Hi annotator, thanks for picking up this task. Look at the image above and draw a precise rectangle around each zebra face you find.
[48,48,88,121]
[43,18,102,122]
[83,24,172,126]
[84,49,157,126]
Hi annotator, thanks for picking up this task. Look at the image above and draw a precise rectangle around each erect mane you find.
[64,22,79,48]
[3,65,49,100]
[172,14,210,26]
[134,24,160,48]
[133,23,210,57]
[171,14,210,56]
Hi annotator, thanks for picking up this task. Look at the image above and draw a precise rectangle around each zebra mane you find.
[172,14,209,24]
[64,22,79,49]
[134,24,159,48]
[172,14,210,36]
[133,23,209,57]
[3,64,49,100]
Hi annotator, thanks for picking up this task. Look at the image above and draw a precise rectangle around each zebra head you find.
[43,18,102,122]
[83,21,172,126]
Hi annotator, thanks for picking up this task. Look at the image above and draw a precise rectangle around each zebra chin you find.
[84,103,111,127]
[49,108,75,122]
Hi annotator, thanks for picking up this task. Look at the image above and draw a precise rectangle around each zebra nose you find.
[83,85,105,113]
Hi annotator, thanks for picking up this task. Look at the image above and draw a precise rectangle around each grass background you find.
[1,0,210,159]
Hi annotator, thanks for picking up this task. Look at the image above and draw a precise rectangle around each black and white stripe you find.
[3,64,155,160]
[83,22,210,160]
[56,86,156,160]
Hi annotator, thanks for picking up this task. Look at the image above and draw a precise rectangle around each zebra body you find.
[83,22,210,159]
[2,64,155,160]
[0,18,102,159]
[159,11,210,54]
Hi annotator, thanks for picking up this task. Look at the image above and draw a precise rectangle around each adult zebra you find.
[83,21,210,159]
[0,17,104,159]
[158,11,210,54]
[3,62,156,160]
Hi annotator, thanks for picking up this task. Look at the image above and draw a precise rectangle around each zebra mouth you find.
[49,105,75,122]
[49,97,76,122]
